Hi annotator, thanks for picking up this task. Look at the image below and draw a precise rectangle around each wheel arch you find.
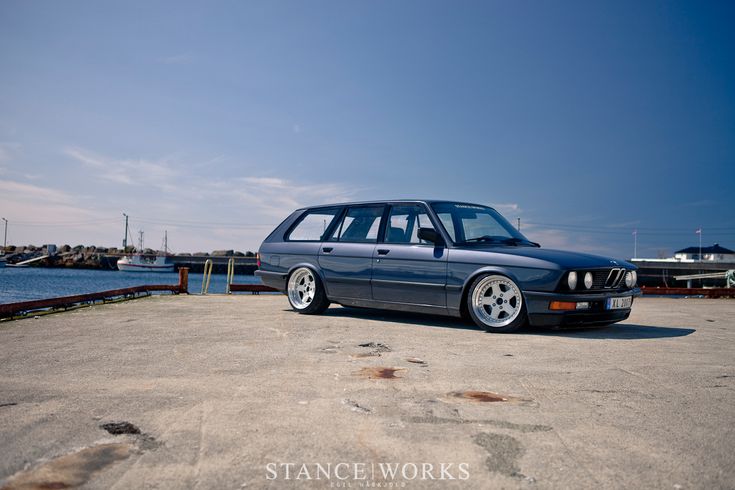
[287,262,330,298]
[459,267,526,319]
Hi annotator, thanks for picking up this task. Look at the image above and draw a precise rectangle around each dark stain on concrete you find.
[100,422,140,435]
[473,432,526,478]
[451,390,513,402]
[0,402,18,408]
[357,367,406,379]
[342,399,371,414]
[358,342,391,352]
[100,421,161,450]
[0,443,132,490]
[406,414,552,433]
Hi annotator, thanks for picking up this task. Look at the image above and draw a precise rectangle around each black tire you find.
[466,274,527,333]
[286,267,330,314]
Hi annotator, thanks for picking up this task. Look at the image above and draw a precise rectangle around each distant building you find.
[673,244,735,263]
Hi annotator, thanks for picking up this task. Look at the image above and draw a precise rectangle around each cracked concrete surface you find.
[0,296,733,488]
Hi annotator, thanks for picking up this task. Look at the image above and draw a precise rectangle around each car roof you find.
[296,199,493,211]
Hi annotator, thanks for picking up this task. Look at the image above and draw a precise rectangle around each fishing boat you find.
[117,230,174,273]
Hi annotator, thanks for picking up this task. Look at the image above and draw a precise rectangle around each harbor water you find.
[0,268,264,304]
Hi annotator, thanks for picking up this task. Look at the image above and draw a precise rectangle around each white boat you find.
[117,254,174,272]
[118,230,174,273]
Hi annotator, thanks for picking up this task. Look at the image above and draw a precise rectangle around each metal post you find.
[1,218,7,251]
[178,267,189,294]
[122,213,129,249]
[633,229,637,259]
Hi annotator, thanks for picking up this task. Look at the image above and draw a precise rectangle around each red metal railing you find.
[641,286,735,298]
[0,268,190,320]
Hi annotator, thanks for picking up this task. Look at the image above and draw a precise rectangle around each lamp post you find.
[122,213,129,249]
[632,229,637,259]
[1,218,7,253]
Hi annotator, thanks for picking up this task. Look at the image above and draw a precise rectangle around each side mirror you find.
[417,227,443,245]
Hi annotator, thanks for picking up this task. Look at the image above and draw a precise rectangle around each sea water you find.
[0,267,265,304]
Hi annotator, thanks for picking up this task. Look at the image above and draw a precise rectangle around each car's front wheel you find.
[467,274,526,333]
[287,267,330,314]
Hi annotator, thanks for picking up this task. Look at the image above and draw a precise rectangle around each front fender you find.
[447,264,562,313]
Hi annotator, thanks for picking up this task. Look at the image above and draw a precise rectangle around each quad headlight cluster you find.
[624,271,637,288]
[567,271,594,290]
[566,270,637,290]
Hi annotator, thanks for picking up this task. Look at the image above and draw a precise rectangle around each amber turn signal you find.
[549,301,578,311]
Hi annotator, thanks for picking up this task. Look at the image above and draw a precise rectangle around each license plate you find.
[606,296,632,310]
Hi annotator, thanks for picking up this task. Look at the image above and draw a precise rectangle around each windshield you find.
[430,202,537,246]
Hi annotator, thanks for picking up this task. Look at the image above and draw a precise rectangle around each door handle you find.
[322,247,333,253]
[377,249,390,255]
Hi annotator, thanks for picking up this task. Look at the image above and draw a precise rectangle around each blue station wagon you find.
[255,200,641,332]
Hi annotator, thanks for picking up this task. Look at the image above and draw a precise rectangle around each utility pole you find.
[632,229,637,259]
[122,213,129,249]
[1,217,7,252]
[517,217,521,232]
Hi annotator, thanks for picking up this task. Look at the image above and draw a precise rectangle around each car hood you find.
[463,245,635,270]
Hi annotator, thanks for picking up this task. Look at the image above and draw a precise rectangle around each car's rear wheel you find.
[287,267,330,314]
[467,274,526,333]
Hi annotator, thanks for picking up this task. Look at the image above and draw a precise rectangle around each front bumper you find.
[524,288,641,327]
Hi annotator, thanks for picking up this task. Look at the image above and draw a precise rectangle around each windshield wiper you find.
[463,235,503,243]
[462,236,540,247]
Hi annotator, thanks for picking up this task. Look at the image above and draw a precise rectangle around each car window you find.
[331,206,383,243]
[431,202,526,244]
[436,213,456,241]
[461,213,509,240]
[385,205,435,244]
[287,207,341,241]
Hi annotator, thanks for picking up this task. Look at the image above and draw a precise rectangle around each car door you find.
[318,205,385,300]
[371,204,448,306]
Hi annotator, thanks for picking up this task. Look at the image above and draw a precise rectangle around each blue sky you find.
[1,0,733,257]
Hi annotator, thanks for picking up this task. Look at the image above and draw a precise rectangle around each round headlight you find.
[632,271,637,286]
[584,272,593,289]
[567,271,578,290]
[625,271,634,288]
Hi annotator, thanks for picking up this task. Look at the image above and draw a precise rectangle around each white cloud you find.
[0,143,19,163]
[0,179,118,247]
[0,180,75,205]
[522,225,619,257]
[490,202,521,214]
[55,145,361,251]
[64,146,176,190]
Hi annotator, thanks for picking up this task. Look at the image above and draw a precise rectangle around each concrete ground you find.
[0,296,733,489]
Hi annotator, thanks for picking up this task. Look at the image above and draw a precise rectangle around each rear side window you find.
[330,206,384,243]
[286,207,342,241]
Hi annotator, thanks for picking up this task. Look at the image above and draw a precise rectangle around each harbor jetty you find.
[0,296,732,488]
[1,244,258,274]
